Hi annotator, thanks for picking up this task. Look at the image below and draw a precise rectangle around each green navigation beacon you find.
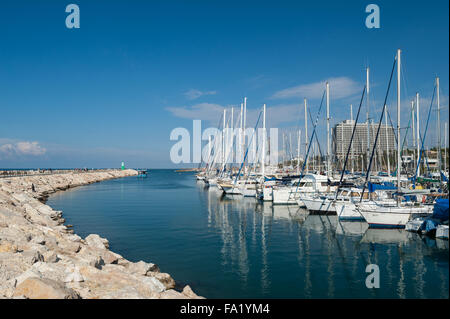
[121,161,125,170]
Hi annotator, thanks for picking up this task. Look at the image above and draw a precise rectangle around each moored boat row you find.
[195,49,448,234]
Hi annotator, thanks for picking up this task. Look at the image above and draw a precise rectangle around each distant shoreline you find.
[174,168,201,172]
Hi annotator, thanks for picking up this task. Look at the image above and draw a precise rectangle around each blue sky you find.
[0,0,448,168]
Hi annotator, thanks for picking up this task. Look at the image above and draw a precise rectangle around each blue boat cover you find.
[441,172,448,182]
[368,182,396,193]
[420,219,440,233]
[432,199,449,222]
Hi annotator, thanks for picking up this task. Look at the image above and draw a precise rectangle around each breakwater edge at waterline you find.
[0,169,202,299]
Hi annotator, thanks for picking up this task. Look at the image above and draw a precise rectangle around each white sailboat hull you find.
[221,185,243,195]
[357,204,432,228]
[436,225,449,239]
[196,175,206,182]
[301,196,336,213]
[263,187,273,201]
[272,187,300,205]
[208,178,218,187]
[242,187,257,197]
[334,202,364,221]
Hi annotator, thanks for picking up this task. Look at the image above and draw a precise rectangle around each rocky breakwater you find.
[0,169,202,299]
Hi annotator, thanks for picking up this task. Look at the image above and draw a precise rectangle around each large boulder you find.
[57,239,81,254]
[66,234,82,242]
[85,234,109,250]
[147,272,175,289]
[127,261,159,276]
[141,276,166,293]
[14,268,42,287]
[13,277,81,299]
[64,267,84,283]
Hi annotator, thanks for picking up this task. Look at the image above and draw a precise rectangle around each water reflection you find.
[202,184,448,298]
[336,221,368,237]
[361,229,413,245]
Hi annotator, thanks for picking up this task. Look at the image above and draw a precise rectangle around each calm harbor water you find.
[47,169,449,298]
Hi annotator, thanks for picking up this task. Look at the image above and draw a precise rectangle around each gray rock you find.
[44,252,59,263]
[64,268,84,283]
[85,234,109,249]
[58,240,81,253]
[148,272,175,289]
[14,269,42,287]
[127,261,159,276]
[13,277,81,299]
[101,251,119,265]
[21,250,44,265]
[67,234,82,242]
[31,236,46,245]
[89,256,105,269]
[141,276,166,293]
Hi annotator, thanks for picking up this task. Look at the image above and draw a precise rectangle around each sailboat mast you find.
[436,77,442,183]
[313,140,316,172]
[304,98,308,173]
[411,100,416,173]
[231,107,234,167]
[231,107,234,130]
[416,93,420,176]
[297,129,301,175]
[243,97,247,175]
[289,133,292,167]
[366,67,371,172]
[262,104,266,177]
[243,97,247,136]
[350,104,354,174]
[223,109,226,166]
[396,49,401,199]
[210,134,213,163]
[445,122,447,174]
[240,102,243,163]
[281,132,286,170]
[326,82,331,178]
[385,106,390,176]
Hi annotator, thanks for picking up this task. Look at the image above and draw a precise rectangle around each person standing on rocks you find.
[31,183,35,192]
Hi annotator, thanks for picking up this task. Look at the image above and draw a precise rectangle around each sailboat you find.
[273,86,334,205]
[219,101,264,197]
[357,49,434,228]
[294,82,340,210]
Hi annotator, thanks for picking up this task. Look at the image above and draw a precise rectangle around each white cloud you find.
[184,89,217,100]
[0,141,46,158]
[166,103,227,122]
[272,77,362,100]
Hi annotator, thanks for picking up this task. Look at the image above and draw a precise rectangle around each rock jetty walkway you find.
[0,169,202,299]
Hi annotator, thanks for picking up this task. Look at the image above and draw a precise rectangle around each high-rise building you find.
[332,120,395,161]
